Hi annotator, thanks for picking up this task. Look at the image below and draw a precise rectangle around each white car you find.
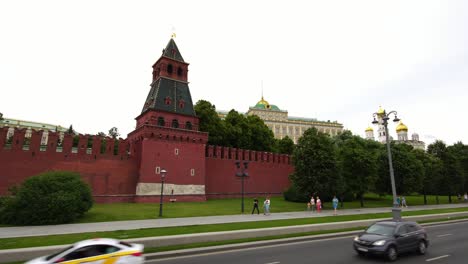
[25,238,145,264]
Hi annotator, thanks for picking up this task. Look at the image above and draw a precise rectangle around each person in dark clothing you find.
[252,197,259,214]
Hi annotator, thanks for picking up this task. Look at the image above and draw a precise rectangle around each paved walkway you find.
[1,203,467,239]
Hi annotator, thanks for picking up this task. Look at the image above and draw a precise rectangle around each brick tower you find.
[128,37,208,202]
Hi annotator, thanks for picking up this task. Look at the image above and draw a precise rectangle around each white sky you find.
[1,0,467,146]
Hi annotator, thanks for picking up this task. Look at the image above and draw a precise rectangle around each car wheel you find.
[417,240,427,255]
[386,246,398,261]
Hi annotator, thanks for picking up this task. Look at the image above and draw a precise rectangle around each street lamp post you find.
[372,109,401,221]
[235,160,249,213]
[158,169,167,217]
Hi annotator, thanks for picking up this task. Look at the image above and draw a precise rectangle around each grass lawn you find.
[2,207,467,251]
[77,193,463,223]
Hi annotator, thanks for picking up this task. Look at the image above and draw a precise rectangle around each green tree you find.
[394,143,424,194]
[448,142,468,195]
[446,144,465,200]
[68,125,74,134]
[223,110,276,151]
[194,100,226,145]
[108,127,120,139]
[223,110,249,148]
[375,143,424,196]
[332,130,353,201]
[290,127,339,200]
[427,140,462,203]
[245,114,275,151]
[276,136,295,154]
[337,135,379,207]
[413,148,443,204]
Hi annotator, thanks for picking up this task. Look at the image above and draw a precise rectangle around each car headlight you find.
[354,236,360,242]
[372,240,386,246]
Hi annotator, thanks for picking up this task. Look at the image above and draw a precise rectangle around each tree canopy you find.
[287,129,468,206]
[276,136,295,155]
[194,100,277,152]
[290,127,339,200]
[194,100,225,146]
[108,127,120,139]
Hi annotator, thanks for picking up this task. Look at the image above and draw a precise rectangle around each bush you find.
[0,171,93,225]
[283,184,309,203]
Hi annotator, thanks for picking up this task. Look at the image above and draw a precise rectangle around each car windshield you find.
[366,223,395,236]
[45,246,73,261]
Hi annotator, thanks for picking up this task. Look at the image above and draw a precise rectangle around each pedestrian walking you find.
[316,196,322,213]
[251,197,260,214]
[464,193,468,202]
[310,196,316,212]
[401,196,408,208]
[263,196,271,215]
[396,196,401,207]
[332,195,339,215]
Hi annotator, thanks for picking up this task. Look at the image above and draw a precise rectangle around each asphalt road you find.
[145,220,468,264]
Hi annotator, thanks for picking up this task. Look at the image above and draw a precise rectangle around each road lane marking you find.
[426,255,450,262]
[264,262,280,264]
[147,235,356,262]
[436,233,452,237]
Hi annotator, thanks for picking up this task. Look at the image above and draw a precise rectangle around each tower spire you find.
[261,80,264,100]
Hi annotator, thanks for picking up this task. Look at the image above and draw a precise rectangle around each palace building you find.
[219,96,344,144]
[0,116,69,146]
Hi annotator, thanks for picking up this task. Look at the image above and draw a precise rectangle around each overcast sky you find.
[1,0,467,146]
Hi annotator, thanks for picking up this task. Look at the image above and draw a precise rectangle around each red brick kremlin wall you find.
[0,127,138,203]
[0,127,293,202]
[205,146,293,199]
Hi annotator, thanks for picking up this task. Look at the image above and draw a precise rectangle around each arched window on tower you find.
[172,119,179,128]
[167,64,173,75]
[185,121,192,130]
[177,67,183,76]
[157,117,165,127]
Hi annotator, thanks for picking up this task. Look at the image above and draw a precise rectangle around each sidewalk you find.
[1,203,467,239]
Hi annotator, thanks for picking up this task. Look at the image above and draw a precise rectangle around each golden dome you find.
[377,106,385,116]
[396,121,408,132]
[257,96,269,106]
[365,126,374,132]
[255,96,273,109]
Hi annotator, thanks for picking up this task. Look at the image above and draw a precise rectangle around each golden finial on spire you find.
[171,25,176,39]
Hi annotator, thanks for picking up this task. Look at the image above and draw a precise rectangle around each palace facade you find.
[219,97,344,144]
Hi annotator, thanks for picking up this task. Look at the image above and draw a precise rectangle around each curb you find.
[1,212,468,263]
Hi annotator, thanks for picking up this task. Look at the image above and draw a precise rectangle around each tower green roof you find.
[162,38,185,62]
[141,77,195,116]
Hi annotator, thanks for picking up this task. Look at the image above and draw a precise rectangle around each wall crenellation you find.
[0,127,130,160]
[205,145,290,164]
